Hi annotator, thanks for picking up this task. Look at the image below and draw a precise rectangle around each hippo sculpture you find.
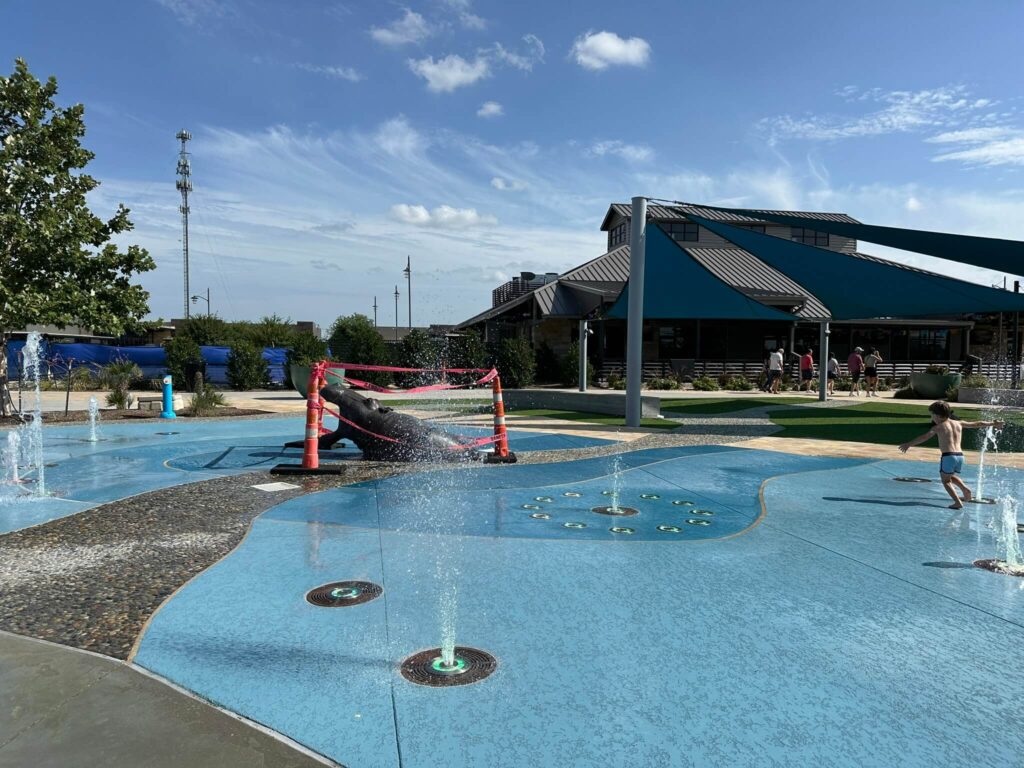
[287,385,482,462]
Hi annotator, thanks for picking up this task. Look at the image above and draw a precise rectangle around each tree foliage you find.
[0,59,155,411]
[163,335,202,389]
[495,338,535,389]
[328,314,391,386]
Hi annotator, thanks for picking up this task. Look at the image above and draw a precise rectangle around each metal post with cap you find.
[625,196,647,427]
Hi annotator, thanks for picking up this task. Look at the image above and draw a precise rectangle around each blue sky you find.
[5,0,1024,327]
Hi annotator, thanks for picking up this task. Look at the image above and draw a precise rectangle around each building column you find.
[578,319,588,392]
[818,320,829,402]
[625,196,647,426]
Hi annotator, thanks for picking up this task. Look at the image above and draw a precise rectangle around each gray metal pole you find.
[625,196,647,426]
[578,319,588,392]
[818,320,829,402]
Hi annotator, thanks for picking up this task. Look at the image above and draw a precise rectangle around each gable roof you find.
[599,202,859,231]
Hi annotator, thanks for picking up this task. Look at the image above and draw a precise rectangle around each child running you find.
[898,401,1004,509]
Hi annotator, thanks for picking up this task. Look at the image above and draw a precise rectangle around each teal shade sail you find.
[688,214,1024,319]
[692,204,1024,277]
[606,223,797,321]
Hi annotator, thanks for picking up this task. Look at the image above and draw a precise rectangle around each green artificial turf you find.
[660,396,812,416]
[506,408,679,430]
[768,401,1024,451]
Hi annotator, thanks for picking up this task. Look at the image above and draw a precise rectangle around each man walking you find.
[768,346,784,393]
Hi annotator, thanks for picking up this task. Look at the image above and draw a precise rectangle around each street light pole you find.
[394,285,400,342]
[373,296,378,328]
[404,256,412,329]
[190,287,211,316]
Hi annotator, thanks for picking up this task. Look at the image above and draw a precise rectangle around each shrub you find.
[177,314,237,346]
[606,373,626,390]
[189,383,226,416]
[645,376,680,390]
[284,332,330,389]
[961,374,989,389]
[716,372,732,387]
[725,374,754,391]
[99,359,142,410]
[227,341,270,390]
[447,330,488,371]
[395,329,439,387]
[924,364,949,375]
[945,386,960,402]
[692,375,719,391]
[833,376,852,391]
[534,342,560,384]
[328,314,391,386]
[163,335,202,388]
[495,338,535,388]
[561,341,596,387]
[894,386,917,399]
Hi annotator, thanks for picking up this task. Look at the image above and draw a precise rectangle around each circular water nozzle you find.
[400,647,497,687]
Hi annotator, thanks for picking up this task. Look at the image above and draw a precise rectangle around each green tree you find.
[0,59,155,413]
[177,314,236,346]
[283,331,329,389]
[495,338,535,388]
[243,315,297,347]
[396,329,439,387]
[328,314,392,386]
[226,340,270,390]
[561,340,596,387]
[163,335,202,390]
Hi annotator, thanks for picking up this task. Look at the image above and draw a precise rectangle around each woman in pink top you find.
[847,347,864,396]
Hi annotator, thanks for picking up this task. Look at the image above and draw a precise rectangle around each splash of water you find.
[996,496,1024,570]
[87,395,100,443]
[4,431,20,484]
[607,453,623,513]
[976,426,995,501]
[19,332,45,495]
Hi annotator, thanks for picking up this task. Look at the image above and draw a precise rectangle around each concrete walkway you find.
[0,631,334,768]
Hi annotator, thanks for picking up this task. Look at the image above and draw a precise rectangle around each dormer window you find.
[609,221,631,247]
[666,222,699,242]
[791,227,829,246]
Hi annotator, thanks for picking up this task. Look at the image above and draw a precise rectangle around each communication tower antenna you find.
[175,130,193,318]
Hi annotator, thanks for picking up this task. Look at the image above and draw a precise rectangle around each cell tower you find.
[175,130,193,318]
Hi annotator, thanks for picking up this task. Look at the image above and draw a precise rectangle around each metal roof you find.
[600,203,860,231]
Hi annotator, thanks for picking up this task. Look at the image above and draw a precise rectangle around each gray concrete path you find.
[0,631,335,768]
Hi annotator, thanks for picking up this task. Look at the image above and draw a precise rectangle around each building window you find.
[665,222,699,242]
[609,221,631,248]
[791,226,829,246]
[746,224,766,234]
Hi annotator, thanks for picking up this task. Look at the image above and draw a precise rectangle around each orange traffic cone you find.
[485,375,517,464]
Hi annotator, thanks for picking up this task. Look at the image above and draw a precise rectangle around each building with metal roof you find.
[457,203,1012,380]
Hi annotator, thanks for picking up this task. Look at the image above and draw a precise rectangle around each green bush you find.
[163,335,202,388]
[946,386,960,402]
[226,341,270,390]
[495,338,535,388]
[396,329,439,387]
[284,332,330,389]
[606,372,626,390]
[328,314,391,386]
[716,372,732,388]
[725,374,753,391]
[99,358,142,409]
[177,314,239,346]
[894,386,917,399]
[961,374,989,389]
[924,364,949,375]
[447,330,488,371]
[833,376,853,391]
[692,375,719,391]
[189,383,227,417]
[645,376,680,390]
[561,341,596,387]
[534,342,560,384]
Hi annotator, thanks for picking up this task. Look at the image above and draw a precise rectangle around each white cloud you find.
[905,196,923,212]
[441,0,486,29]
[571,30,650,71]
[370,9,432,46]
[491,176,527,191]
[493,34,545,71]
[155,0,231,26]
[373,115,427,158]
[390,203,497,229]
[408,54,490,92]
[588,140,653,162]
[760,86,996,144]
[477,101,504,118]
[293,62,363,82]
[927,127,1024,167]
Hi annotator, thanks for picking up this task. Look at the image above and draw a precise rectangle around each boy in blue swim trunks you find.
[898,401,1004,509]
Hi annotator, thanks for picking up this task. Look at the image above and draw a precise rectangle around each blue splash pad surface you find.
[134,447,1024,766]
[0,418,614,533]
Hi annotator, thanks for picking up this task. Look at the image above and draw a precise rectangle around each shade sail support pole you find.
[818,320,829,402]
[625,196,647,426]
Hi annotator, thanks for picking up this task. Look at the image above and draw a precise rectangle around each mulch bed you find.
[0,407,270,427]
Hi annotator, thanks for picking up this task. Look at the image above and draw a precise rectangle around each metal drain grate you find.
[529,512,551,520]
[609,526,635,534]
[306,581,383,607]
[156,431,180,436]
[591,506,639,516]
[400,647,497,687]
[893,477,931,483]
[686,519,712,526]
[973,559,1024,577]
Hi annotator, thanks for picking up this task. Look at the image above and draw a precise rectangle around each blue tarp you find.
[6,342,290,386]
[606,223,797,321]
[689,214,1024,320]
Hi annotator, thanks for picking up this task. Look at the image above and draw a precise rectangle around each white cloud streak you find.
[927,127,1024,167]
[408,54,490,92]
[293,62,363,82]
[477,101,503,118]
[571,30,650,70]
[588,140,653,162]
[370,9,432,46]
[390,204,497,229]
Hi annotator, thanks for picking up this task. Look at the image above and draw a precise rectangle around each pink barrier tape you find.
[341,367,498,395]
[321,403,501,451]
[324,362,494,374]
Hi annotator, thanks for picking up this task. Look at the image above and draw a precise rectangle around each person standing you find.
[863,348,883,396]
[799,348,815,391]
[827,352,840,396]
[847,347,865,396]
[768,347,784,393]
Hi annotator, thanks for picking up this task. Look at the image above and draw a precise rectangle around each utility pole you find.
[404,256,412,329]
[394,285,400,342]
[175,130,193,319]
[373,296,378,327]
